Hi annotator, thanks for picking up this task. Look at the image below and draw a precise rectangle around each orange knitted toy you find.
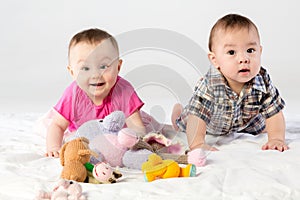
[60,137,97,182]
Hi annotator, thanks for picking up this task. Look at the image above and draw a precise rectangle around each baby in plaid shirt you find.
[172,14,288,154]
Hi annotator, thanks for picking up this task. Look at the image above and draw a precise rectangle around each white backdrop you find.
[0,0,299,120]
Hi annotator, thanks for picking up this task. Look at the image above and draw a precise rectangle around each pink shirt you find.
[54,76,144,132]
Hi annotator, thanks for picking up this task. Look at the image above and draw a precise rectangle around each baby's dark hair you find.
[208,14,260,51]
[68,28,119,56]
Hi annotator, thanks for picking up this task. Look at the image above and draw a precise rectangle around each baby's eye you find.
[98,65,109,70]
[247,48,255,53]
[81,66,90,71]
[227,50,235,55]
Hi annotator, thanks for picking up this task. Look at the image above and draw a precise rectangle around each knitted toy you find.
[35,179,86,200]
[73,111,207,169]
[141,153,196,182]
[60,137,97,182]
[85,162,122,184]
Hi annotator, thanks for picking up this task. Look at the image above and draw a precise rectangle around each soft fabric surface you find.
[0,113,300,200]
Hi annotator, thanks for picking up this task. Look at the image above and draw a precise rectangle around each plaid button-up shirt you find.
[176,66,285,136]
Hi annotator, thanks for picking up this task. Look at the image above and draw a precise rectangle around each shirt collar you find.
[250,69,267,93]
[208,65,267,93]
[207,66,227,87]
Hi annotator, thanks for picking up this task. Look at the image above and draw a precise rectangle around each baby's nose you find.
[239,54,250,64]
[91,69,104,78]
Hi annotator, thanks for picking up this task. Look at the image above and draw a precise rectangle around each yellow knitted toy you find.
[141,153,196,182]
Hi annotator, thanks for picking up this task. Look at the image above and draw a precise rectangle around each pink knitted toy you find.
[35,179,86,200]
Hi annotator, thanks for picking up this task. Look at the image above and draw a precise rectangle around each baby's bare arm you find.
[262,111,288,152]
[125,110,146,137]
[186,114,218,151]
[45,112,69,157]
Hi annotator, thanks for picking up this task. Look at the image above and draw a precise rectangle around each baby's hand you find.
[45,149,60,157]
[262,139,289,152]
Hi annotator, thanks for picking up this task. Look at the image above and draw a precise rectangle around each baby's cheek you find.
[76,73,89,86]
[104,71,118,84]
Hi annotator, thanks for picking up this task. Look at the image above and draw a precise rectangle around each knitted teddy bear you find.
[60,137,97,182]
[73,111,207,169]
[141,153,196,182]
[35,179,86,200]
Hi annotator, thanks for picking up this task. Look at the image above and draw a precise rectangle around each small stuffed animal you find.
[141,153,196,182]
[60,137,97,182]
[35,179,86,200]
[85,162,122,184]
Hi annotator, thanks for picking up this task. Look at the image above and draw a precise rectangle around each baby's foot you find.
[187,148,206,167]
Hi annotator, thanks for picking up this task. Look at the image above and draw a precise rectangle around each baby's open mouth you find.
[238,69,250,73]
[90,83,105,87]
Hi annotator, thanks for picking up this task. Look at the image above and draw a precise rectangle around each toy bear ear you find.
[78,149,97,157]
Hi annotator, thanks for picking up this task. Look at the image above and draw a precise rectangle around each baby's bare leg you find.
[139,110,177,138]
[261,128,267,133]
[171,103,183,131]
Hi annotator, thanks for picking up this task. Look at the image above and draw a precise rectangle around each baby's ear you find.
[260,45,263,54]
[117,59,123,72]
[207,52,217,66]
[208,52,220,69]
[67,65,75,76]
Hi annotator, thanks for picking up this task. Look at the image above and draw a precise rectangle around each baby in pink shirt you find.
[45,28,154,157]
[54,76,143,132]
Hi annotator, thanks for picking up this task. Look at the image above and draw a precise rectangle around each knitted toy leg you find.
[159,153,188,164]
[131,138,154,152]
[122,149,153,169]
[140,110,165,133]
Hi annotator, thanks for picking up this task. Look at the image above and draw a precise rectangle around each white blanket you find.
[0,113,300,200]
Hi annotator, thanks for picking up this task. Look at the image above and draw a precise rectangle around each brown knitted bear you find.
[60,137,96,182]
